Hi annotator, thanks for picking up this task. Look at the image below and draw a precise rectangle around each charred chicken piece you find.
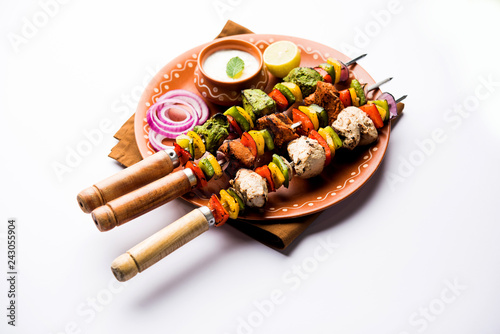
[304,81,344,124]
[255,113,299,148]
[219,141,256,169]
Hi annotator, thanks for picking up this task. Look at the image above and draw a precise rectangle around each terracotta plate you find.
[134,34,390,220]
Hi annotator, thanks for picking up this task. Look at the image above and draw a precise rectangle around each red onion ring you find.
[146,89,210,148]
[159,90,209,124]
[147,109,196,135]
[148,129,173,151]
[152,98,199,127]
[148,113,196,138]
[147,99,199,139]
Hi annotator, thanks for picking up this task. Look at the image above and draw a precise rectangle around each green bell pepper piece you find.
[199,158,215,180]
[260,129,275,151]
[324,126,343,150]
[272,154,289,188]
[224,106,250,132]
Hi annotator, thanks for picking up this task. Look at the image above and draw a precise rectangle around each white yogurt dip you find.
[203,49,259,82]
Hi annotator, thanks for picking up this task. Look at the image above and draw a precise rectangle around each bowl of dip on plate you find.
[194,38,268,106]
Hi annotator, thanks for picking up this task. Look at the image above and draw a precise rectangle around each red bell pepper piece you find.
[255,165,276,192]
[173,142,192,166]
[226,114,243,136]
[314,67,332,84]
[339,89,352,107]
[292,108,314,136]
[360,104,384,129]
[185,161,207,188]
[208,194,229,227]
[268,89,289,112]
[240,132,258,157]
[309,130,331,166]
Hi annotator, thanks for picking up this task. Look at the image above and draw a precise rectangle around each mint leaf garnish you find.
[226,57,245,79]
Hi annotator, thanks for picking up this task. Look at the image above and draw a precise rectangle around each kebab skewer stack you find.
[83,76,396,232]
[77,55,405,281]
[78,56,378,223]
[77,55,366,211]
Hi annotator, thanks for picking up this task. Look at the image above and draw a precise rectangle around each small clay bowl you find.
[194,38,268,106]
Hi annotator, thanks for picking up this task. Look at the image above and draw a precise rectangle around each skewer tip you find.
[345,53,368,66]
[396,95,408,103]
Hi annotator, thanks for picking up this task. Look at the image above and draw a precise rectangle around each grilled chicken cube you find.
[255,113,299,148]
[331,106,378,150]
[230,169,268,208]
[304,81,344,124]
[219,140,256,169]
[287,136,325,179]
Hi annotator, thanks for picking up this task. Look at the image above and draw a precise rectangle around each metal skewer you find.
[396,95,407,103]
[365,77,392,92]
[291,77,394,131]
[345,53,367,66]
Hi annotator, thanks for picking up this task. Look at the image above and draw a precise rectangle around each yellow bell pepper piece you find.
[281,82,303,103]
[236,106,254,129]
[248,130,265,156]
[186,131,206,159]
[327,58,342,84]
[349,88,360,107]
[298,106,319,130]
[268,162,285,189]
[373,104,388,122]
[206,153,222,179]
[175,135,192,151]
[318,128,336,157]
[219,189,239,219]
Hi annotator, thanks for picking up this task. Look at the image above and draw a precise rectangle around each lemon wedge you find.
[263,41,301,78]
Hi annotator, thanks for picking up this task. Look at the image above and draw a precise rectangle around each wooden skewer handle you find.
[77,149,178,213]
[111,207,215,282]
[91,169,197,232]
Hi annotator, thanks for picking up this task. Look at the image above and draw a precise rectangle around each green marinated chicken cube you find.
[283,67,323,97]
[241,89,276,120]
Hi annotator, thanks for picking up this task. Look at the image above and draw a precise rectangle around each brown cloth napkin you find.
[108,20,405,249]
[108,21,319,249]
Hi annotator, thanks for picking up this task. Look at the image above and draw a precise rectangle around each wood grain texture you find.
[91,170,194,231]
[77,150,174,213]
[111,209,209,281]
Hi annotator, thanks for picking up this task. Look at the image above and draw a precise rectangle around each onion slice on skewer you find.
[378,92,398,120]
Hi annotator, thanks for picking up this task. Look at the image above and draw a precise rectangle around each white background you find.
[1,0,500,333]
